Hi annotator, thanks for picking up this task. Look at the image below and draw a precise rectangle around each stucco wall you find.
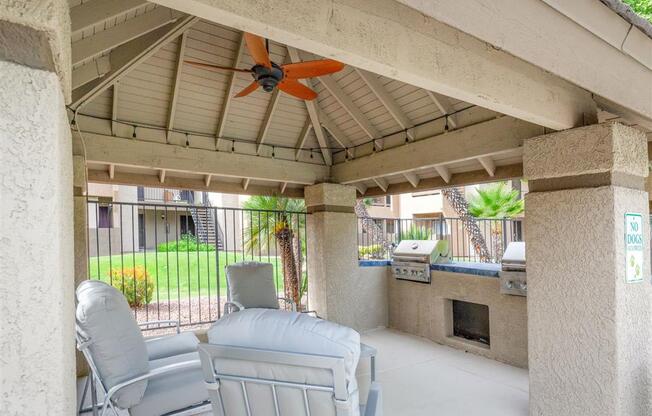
[0,60,75,414]
[356,266,390,330]
[388,270,528,368]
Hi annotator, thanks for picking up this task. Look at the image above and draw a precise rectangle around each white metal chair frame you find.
[198,343,358,416]
[77,320,211,416]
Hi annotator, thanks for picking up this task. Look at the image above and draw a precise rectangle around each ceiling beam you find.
[204,174,212,187]
[332,116,544,184]
[425,90,458,129]
[434,165,451,183]
[318,110,355,159]
[72,56,111,89]
[287,46,332,166]
[72,8,182,66]
[111,83,119,135]
[356,68,414,140]
[242,178,251,190]
[318,73,382,148]
[279,182,288,194]
[158,169,166,183]
[166,32,187,135]
[373,177,388,192]
[151,0,597,129]
[294,120,312,160]
[108,164,115,179]
[71,0,147,36]
[354,183,367,196]
[403,172,420,188]
[215,33,246,148]
[364,164,523,197]
[477,156,496,177]
[77,131,330,185]
[88,169,304,198]
[256,87,282,154]
[71,15,199,109]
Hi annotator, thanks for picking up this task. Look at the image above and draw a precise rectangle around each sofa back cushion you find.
[76,280,149,408]
[226,262,280,309]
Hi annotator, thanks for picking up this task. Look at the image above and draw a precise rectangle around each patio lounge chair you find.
[224,261,298,313]
[199,308,383,416]
[75,280,211,416]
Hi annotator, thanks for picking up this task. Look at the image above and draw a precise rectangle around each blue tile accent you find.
[358,260,500,278]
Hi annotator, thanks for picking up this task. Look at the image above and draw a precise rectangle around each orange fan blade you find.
[282,59,345,79]
[235,80,259,98]
[278,79,318,100]
[243,33,271,68]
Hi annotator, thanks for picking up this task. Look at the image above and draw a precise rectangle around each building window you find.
[369,196,392,207]
[412,190,440,198]
[98,206,113,228]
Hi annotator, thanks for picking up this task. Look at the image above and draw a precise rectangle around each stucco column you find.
[0,1,75,414]
[305,183,365,329]
[524,122,651,416]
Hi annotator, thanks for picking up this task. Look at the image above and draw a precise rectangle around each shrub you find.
[157,233,215,252]
[400,225,432,240]
[110,266,154,307]
[358,244,385,259]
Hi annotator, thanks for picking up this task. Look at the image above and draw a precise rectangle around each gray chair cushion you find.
[76,280,149,409]
[129,352,209,416]
[226,262,280,309]
[145,332,199,361]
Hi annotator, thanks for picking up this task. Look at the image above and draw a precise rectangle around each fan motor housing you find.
[252,63,284,92]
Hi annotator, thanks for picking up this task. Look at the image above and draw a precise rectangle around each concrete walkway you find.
[362,328,528,415]
[78,328,528,415]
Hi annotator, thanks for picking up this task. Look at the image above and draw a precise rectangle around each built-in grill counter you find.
[391,240,450,284]
[499,242,526,296]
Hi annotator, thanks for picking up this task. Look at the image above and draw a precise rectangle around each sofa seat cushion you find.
[146,332,199,361]
[76,280,149,409]
[129,352,209,416]
[226,262,280,309]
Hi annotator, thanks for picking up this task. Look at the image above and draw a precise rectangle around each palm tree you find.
[468,182,524,261]
[242,195,305,306]
[441,187,492,262]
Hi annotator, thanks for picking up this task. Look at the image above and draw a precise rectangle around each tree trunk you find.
[355,200,390,256]
[276,227,300,305]
[441,188,492,262]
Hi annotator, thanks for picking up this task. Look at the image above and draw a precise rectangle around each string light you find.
[185,133,190,147]
[372,140,377,153]
[310,150,314,159]
[444,115,449,132]
[271,146,275,158]
[231,140,235,152]
[344,148,349,160]
[132,125,137,138]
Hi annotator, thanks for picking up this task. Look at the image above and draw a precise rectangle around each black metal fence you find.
[358,216,524,263]
[87,200,308,330]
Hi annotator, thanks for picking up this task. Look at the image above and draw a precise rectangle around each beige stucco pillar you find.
[524,122,651,416]
[305,183,364,329]
[0,1,75,414]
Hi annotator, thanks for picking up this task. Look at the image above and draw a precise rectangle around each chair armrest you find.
[103,360,202,410]
[224,301,244,314]
[138,320,180,334]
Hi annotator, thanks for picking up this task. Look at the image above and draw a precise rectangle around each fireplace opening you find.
[452,300,490,347]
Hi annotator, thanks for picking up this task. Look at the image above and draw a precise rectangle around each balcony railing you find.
[137,187,193,203]
[358,216,524,263]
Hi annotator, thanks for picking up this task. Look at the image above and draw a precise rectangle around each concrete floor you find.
[78,328,528,415]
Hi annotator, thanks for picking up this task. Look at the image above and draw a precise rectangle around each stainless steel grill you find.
[500,242,526,296]
[391,240,438,283]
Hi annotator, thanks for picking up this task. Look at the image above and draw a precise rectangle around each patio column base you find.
[305,183,363,329]
[524,122,652,416]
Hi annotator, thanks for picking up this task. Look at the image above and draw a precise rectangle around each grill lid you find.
[393,240,437,258]
[501,241,526,270]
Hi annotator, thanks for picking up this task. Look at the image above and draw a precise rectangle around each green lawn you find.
[89,250,286,302]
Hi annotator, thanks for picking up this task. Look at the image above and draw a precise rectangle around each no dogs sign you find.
[625,213,644,283]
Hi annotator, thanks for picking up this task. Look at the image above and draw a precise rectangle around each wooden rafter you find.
[287,46,332,166]
[256,86,282,154]
[373,177,388,192]
[72,8,183,66]
[72,15,199,109]
[318,109,355,159]
[111,83,119,136]
[425,90,458,129]
[434,165,451,183]
[215,33,246,148]
[71,0,147,36]
[478,156,496,177]
[294,120,312,160]
[166,32,187,136]
[356,68,414,140]
[403,172,420,188]
[72,56,111,89]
